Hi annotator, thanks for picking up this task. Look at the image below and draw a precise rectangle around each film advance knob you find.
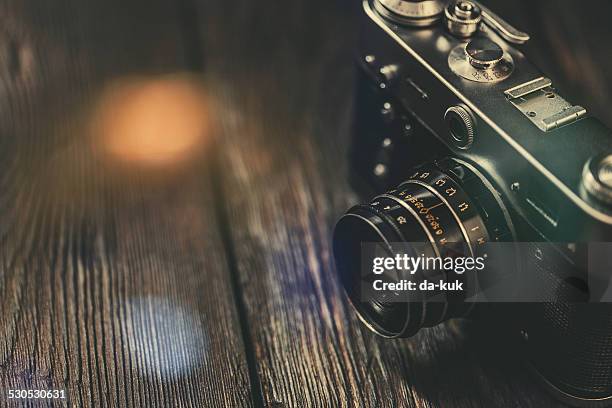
[444,105,476,149]
[465,37,504,69]
[445,0,483,38]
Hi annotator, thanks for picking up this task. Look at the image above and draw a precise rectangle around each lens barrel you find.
[333,158,514,337]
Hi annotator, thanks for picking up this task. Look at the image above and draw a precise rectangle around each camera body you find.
[336,0,612,405]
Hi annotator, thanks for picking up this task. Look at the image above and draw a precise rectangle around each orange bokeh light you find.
[91,74,212,166]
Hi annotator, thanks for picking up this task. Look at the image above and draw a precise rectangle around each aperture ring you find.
[401,165,491,257]
[398,164,491,316]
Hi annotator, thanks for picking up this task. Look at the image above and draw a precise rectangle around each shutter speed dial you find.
[374,0,446,27]
[465,38,504,69]
[448,37,514,83]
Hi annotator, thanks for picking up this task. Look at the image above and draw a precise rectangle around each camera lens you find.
[333,158,514,337]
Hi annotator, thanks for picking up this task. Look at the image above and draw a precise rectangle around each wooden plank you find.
[196,0,573,406]
[0,1,252,406]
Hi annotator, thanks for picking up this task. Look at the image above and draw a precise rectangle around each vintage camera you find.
[332,1,612,406]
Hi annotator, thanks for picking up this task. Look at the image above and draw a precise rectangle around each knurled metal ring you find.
[444,105,476,150]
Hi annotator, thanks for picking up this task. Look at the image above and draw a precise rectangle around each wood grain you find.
[1,0,611,407]
[197,0,575,406]
[0,1,252,407]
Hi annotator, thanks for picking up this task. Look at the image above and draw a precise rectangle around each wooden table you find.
[1,0,611,406]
